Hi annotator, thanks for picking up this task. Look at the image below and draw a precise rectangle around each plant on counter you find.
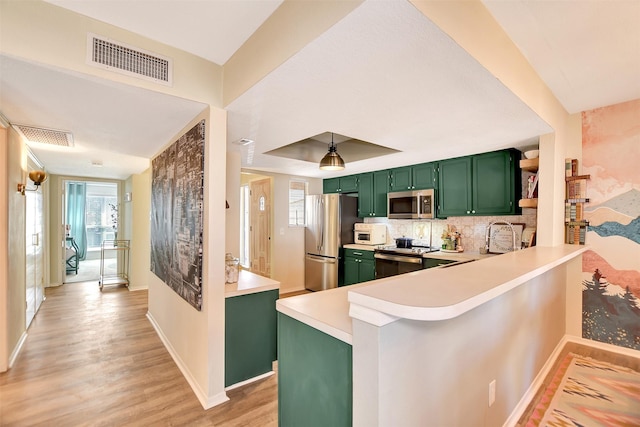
[441,226,462,251]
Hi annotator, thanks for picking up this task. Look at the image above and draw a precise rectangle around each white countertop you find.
[225,270,280,298]
[343,244,377,251]
[276,245,587,343]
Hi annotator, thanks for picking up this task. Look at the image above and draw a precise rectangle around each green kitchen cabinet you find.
[438,149,519,218]
[437,156,473,217]
[389,162,437,192]
[278,313,352,427]
[357,170,389,217]
[342,248,375,286]
[323,175,359,194]
[225,289,278,387]
[472,150,519,215]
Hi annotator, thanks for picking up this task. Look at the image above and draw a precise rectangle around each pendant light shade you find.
[319,133,345,171]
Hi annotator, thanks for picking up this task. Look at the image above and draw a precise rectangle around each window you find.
[85,182,118,250]
[239,184,250,267]
[289,180,307,226]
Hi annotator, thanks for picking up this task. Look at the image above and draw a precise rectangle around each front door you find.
[249,178,271,277]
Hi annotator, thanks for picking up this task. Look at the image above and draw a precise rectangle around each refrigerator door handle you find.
[306,254,337,264]
[319,198,325,252]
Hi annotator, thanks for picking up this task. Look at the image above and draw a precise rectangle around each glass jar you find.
[225,253,239,284]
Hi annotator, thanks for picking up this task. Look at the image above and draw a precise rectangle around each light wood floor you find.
[0,282,277,426]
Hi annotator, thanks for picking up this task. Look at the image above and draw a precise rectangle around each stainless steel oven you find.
[374,251,424,279]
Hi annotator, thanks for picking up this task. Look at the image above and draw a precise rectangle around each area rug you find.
[525,353,640,426]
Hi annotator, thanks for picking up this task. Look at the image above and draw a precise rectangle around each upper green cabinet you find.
[389,162,437,192]
[358,170,389,217]
[323,175,359,194]
[437,156,473,217]
[438,149,520,217]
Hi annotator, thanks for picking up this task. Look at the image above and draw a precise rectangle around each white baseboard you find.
[504,334,640,427]
[8,332,28,369]
[565,335,640,359]
[146,311,229,409]
[127,285,148,292]
[225,371,274,391]
[503,335,570,427]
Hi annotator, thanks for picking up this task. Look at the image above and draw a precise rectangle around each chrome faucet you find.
[485,220,519,252]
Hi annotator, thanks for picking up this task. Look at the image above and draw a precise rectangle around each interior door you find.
[250,178,271,277]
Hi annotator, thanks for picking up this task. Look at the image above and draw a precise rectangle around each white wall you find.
[128,169,150,291]
[238,169,322,293]
[352,261,571,426]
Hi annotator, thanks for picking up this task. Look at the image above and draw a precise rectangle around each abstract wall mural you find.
[581,99,640,350]
[151,120,205,310]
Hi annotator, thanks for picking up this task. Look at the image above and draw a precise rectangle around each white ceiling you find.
[1,0,638,180]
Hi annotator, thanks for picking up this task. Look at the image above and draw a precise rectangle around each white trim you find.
[146,311,229,409]
[503,336,568,427]
[225,371,274,391]
[503,334,640,427]
[8,332,28,369]
[566,335,640,360]
[349,303,398,327]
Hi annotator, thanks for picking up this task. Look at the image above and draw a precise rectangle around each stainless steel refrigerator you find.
[305,194,359,291]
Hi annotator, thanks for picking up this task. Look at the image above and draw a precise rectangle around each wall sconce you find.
[18,170,48,196]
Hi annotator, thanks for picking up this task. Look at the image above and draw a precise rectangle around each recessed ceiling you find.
[226,0,552,177]
[265,132,399,164]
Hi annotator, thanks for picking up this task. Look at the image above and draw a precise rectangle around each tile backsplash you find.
[364,211,537,251]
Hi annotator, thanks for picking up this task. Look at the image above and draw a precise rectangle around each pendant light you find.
[319,133,345,171]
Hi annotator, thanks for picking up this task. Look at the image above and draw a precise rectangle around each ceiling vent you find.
[87,33,173,86]
[13,124,74,147]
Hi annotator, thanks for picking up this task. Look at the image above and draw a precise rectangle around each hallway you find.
[0,283,277,426]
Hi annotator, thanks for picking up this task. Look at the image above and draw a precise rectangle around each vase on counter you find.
[442,238,455,251]
[225,253,239,283]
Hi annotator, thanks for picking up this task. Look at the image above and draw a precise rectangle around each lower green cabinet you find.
[278,313,352,427]
[225,289,278,387]
[343,248,375,286]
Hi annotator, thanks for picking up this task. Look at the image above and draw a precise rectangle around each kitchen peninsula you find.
[276,245,587,426]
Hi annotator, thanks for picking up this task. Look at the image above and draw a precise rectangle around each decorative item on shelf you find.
[564,158,590,245]
[524,149,539,159]
[319,133,345,171]
[17,170,48,195]
[527,172,539,198]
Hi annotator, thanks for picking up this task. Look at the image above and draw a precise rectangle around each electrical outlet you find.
[489,380,496,407]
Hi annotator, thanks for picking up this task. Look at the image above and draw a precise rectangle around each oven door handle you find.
[374,253,423,264]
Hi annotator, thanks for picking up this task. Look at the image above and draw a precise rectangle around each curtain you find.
[66,182,87,260]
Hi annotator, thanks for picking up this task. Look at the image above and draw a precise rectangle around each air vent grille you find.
[13,125,74,147]
[88,33,172,85]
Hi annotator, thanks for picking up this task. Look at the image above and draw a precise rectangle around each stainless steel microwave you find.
[387,189,435,219]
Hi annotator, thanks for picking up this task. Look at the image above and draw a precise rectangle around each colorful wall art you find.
[151,120,205,310]
[581,99,640,350]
